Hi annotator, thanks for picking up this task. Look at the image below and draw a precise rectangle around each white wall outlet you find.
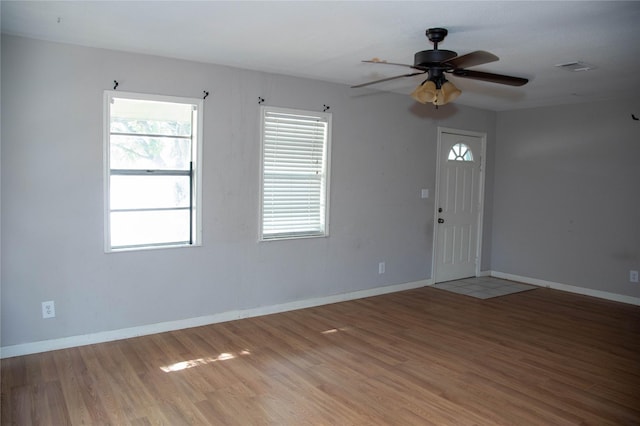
[630,270,639,283]
[378,261,385,274]
[421,189,429,199]
[42,300,55,319]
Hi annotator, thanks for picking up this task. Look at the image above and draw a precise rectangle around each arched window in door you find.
[448,143,474,161]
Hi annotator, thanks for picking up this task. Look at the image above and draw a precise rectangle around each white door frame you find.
[431,127,487,282]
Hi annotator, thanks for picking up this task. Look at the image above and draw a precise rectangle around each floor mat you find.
[433,277,537,299]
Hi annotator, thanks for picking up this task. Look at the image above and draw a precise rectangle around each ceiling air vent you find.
[554,61,596,72]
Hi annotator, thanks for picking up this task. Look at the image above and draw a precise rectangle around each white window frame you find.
[103,91,203,252]
[259,106,331,241]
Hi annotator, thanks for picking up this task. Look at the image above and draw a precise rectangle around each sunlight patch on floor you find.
[160,350,251,372]
[321,327,350,335]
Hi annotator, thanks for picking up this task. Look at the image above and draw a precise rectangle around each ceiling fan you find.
[352,28,528,106]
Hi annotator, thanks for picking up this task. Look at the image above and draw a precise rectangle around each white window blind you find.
[260,107,331,240]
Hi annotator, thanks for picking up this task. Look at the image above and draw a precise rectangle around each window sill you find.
[106,242,202,254]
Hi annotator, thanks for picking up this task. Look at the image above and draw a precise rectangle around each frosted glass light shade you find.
[435,81,461,105]
[410,81,437,104]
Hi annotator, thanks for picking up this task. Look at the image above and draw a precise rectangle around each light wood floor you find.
[2,285,640,425]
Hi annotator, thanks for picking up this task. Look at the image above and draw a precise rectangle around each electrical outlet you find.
[630,270,639,283]
[378,262,385,274]
[42,301,55,319]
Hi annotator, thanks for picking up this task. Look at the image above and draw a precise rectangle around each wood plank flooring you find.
[2,285,640,425]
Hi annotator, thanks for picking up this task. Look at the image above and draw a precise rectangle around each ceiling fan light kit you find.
[410,80,461,106]
[353,27,528,107]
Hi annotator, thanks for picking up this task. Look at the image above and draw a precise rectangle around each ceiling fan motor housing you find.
[414,49,458,68]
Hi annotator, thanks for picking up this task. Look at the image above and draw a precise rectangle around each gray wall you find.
[492,99,640,297]
[1,36,497,347]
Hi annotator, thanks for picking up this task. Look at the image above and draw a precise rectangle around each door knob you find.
[438,218,445,224]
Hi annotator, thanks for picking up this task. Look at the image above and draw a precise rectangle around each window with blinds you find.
[260,106,331,240]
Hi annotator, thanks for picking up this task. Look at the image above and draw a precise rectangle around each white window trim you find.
[259,105,331,242]
[103,90,204,252]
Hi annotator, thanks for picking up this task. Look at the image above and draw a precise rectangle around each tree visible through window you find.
[104,92,203,251]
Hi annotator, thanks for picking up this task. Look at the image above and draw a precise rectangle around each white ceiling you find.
[2,1,640,111]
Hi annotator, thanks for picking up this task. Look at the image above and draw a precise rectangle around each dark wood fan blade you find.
[446,51,499,69]
[361,60,416,69]
[351,71,427,88]
[452,69,528,86]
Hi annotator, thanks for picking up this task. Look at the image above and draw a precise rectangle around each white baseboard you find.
[0,279,431,359]
[490,271,640,306]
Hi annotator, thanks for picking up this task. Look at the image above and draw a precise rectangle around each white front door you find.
[434,129,485,283]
